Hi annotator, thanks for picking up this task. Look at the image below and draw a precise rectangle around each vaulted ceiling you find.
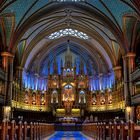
[0,0,140,76]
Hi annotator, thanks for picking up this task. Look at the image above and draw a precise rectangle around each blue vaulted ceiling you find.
[0,0,135,29]
[0,0,140,77]
[39,42,101,76]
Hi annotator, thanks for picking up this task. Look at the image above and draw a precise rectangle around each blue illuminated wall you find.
[23,70,114,91]
[22,45,115,91]
[22,72,47,91]
[89,71,115,91]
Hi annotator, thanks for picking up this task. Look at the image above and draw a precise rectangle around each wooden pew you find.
[0,119,55,140]
[82,121,140,140]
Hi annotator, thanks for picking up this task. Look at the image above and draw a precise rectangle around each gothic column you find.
[113,66,122,94]
[127,53,136,96]
[113,66,122,82]
[14,67,23,107]
[58,75,61,107]
[1,52,14,119]
[123,52,136,121]
[16,66,23,90]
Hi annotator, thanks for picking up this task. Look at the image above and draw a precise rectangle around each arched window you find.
[79,90,85,94]
[65,84,72,89]
[79,90,86,103]
[63,84,74,101]
[52,90,57,94]
[51,90,58,103]
[48,28,89,40]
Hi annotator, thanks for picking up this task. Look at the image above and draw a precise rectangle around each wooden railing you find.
[82,121,140,140]
[0,119,54,140]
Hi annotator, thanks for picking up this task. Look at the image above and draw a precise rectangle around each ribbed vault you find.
[0,1,140,78]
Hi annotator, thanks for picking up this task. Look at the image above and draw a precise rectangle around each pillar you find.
[15,67,24,105]
[14,67,23,105]
[1,52,14,119]
[16,66,23,90]
[113,66,123,101]
[113,66,122,82]
[123,52,136,121]
[58,75,62,107]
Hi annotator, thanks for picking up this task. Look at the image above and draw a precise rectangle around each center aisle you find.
[44,131,93,140]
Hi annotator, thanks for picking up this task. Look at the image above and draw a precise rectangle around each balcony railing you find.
[12,100,50,112]
[87,101,125,112]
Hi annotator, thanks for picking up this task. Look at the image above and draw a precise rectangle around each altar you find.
[59,117,78,123]
[49,44,87,120]
[56,108,81,117]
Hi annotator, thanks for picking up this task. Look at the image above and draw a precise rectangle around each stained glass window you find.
[48,28,89,40]
[79,90,85,94]
[65,84,72,89]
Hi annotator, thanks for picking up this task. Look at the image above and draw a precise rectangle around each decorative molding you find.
[0,68,5,80]
[131,67,140,81]
[131,94,140,105]
[0,94,4,104]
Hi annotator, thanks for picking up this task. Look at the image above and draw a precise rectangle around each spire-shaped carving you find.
[61,59,63,75]
[48,61,50,75]
[53,57,58,74]
[65,40,72,68]
[74,58,76,67]
[80,59,84,75]
[61,59,63,68]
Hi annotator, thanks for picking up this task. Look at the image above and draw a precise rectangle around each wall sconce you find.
[32,101,36,105]
[108,99,112,104]
[25,100,28,104]
[126,106,131,113]
[101,100,105,105]
[41,98,45,105]
[100,91,105,105]
[53,82,57,86]
[92,101,96,105]
[41,102,45,105]
[3,106,11,120]
[126,106,131,121]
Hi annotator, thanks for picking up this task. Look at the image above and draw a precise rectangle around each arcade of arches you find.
[0,0,140,139]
